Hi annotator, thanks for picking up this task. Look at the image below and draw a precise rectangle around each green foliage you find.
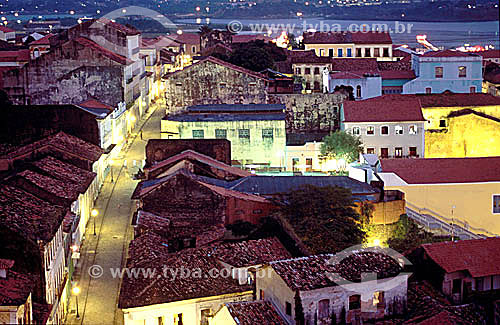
[283,185,365,254]
[320,131,363,164]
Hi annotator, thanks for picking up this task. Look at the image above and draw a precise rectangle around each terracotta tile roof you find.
[421,49,478,58]
[0,269,34,306]
[135,210,171,237]
[146,149,251,178]
[378,70,416,79]
[0,184,66,242]
[420,238,500,277]
[416,92,500,107]
[0,26,15,33]
[447,108,500,123]
[330,71,371,79]
[78,99,113,111]
[0,49,30,62]
[170,33,200,45]
[0,131,103,163]
[119,232,253,309]
[351,31,392,44]
[380,157,500,184]
[332,58,379,72]
[225,300,287,325]
[16,169,83,201]
[31,156,96,192]
[30,33,54,45]
[164,56,268,80]
[479,49,500,59]
[200,181,271,204]
[86,18,140,36]
[343,95,425,122]
[303,31,392,44]
[270,251,402,291]
[74,37,132,65]
[209,237,291,268]
[0,259,14,269]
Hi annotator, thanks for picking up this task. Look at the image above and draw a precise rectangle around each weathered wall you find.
[425,113,500,158]
[269,93,345,134]
[163,60,268,113]
[2,39,124,106]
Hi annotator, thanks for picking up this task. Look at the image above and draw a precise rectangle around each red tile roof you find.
[332,58,379,72]
[87,18,140,36]
[329,71,371,79]
[380,157,500,184]
[165,56,268,80]
[201,181,271,204]
[351,31,392,44]
[479,49,500,59]
[30,33,54,45]
[0,26,15,33]
[343,95,425,123]
[119,232,253,308]
[416,92,500,107]
[74,37,132,65]
[0,259,14,269]
[421,237,500,278]
[169,32,200,45]
[270,251,402,291]
[421,49,477,58]
[303,31,392,44]
[16,169,83,201]
[0,269,34,306]
[378,70,416,79]
[0,184,66,242]
[78,99,114,111]
[225,301,287,325]
[146,149,251,178]
[0,49,30,62]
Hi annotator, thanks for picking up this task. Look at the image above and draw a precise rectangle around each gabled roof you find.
[479,49,500,59]
[164,56,268,80]
[30,33,54,45]
[81,18,140,36]
[303,31,392,44]
[420,49,478,58]
[145,149,251,178]
[380,157,500,184]
[421,237,500,278]
[74,37,132,65]
[0,269,34,306]
[330,71,371,79]
[378,70,416,79]
[15,169,83,201]
[343,95,425,123]
[224,301,287,325]
[270,251,402,291]
[168,32,200,45]
[332,58,379,72]
[77,99,113,117]
[447,108,500,123]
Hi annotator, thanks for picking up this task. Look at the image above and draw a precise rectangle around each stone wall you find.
[269,93,345,134]
[2,39,124,106]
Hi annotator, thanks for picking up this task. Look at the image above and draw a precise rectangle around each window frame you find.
[493,195,500,214]
[409,125,418,135]
[366,147,375,154]
[337,48,343,57]
[395,125,404,135]
[215,129,227,139]
[435,66,443,78]
[192,129,204,139]
[285,302,292,316]
[395,147,403,158]
[380,125,389,136]
[262,128,274,139]
[352,126,360,135]
[366,126,375,136]
[458,66,467,78]
[238,129,250,139]
[349,295,361,310]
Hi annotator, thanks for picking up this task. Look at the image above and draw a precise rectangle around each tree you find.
[295,290,305,325]
[282,185,365,254]
[333,85,354,100]
[228,44,275,72]
[320,131,363,165]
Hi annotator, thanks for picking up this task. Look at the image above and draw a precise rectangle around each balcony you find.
[379,155,420,159]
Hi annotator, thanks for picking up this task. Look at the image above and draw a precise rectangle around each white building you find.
[324,70,382,99]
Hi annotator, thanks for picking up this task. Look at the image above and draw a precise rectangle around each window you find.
[349,295,361,310]
[192,130,204,139]
[314,67,320,75]
[426,87,432,94]
[453,279,462,294]
[409,147,417,157]
[329,49,334,57]
[318,299,330,318]
[219,82,226,89]
[395,125,404,135]
[306,158,313,172]
[295,67,302,74]
[409,125,417,134]
[383,47,390,57]
[470,86,476,93]
[286,302,292,316]
[314,81,320,90]
[439,119,447,127]
[260,289,265,299]
[215,129,227,139]
[493,195,500,214]
[435,67,443,78]
[395,147,403,158]
[158,317,164,325]
[192,45,197,53]
[319,48,325,56]
[366,126,375,135]
[174,313,183,325]
[366,147,375,154]
[200,309,211,325]
[305,67,311,74]
[338,48,343,57]
[458,66,467,78]
[373,291,385,306]
[381,126,389,135]
[292,158,299,172]
[238,129,250,139]
[364,48,371,57]
[175,82,182,87]
[356,48,362,57]
[347,48,352,57]
[374,48,380,57]
[352,126,360,135]
[306,82,311,90]
[262,128,274,139]
[356,85,362,98]
[253,209,262,214]
[476,278,484,291]
[381,148,389,158]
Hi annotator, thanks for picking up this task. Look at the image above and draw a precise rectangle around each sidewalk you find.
[65,103,163,325]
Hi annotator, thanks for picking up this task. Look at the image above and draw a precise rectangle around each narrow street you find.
[66,102,164,325]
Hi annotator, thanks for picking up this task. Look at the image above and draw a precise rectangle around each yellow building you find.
[161,104,287,167]
[379,157,500,237]
[419,93,500,158]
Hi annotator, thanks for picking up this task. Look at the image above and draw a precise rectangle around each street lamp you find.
[72,286,80,318]
[91,209,98,236]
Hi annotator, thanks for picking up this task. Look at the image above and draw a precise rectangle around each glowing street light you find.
[91,209,98,236]
[72,286,81,318]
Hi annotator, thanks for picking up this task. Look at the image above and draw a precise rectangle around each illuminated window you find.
[493,195,500,214]
[262,128,274,139]
[435,67,443,78]
[395,125,404,135]
[215,129,227,139]
[238,129,250,139]
[366,126,375,135]
[349,295,361,310]
[426,87,432,94]
[373,291,385,306]
[366,148,375,154]
[352,127,360,135]
[409,125,417,134]
[381,125,389,135]
[356,85,361,98]
[458,66,467,78]
[192,130,204,139]
[295,67,302,74]
[395,147,403,157]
